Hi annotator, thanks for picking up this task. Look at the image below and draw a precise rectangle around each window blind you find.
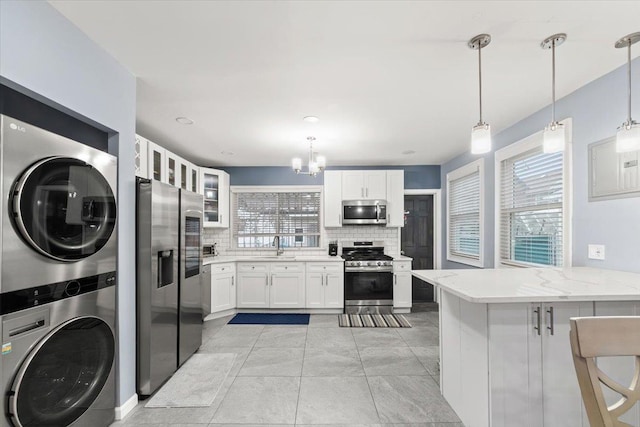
[448,169,481,260]
[499,147,564,267]
[233,191,320,248]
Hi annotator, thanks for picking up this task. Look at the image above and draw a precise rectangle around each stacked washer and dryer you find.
[0,115,118,427]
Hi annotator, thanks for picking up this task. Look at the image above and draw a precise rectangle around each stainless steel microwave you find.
[342,200,387,225]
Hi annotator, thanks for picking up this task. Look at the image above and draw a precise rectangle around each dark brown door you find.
[401,195,434,302]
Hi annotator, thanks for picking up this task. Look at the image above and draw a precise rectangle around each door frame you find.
[401,189,442,270]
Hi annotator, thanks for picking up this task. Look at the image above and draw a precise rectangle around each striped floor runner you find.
[338,314,412,328]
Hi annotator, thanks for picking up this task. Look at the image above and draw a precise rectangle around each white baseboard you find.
[115,393,138,420]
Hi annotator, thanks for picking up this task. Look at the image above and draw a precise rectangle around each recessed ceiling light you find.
[303,116,319,123]
[402,150,416,155]
[176,117,194,125]
[221,151,235,156]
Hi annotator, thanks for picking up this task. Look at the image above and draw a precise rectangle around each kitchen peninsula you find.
[412,267,640,427]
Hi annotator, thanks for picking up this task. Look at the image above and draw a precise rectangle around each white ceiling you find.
[49,1,640,167]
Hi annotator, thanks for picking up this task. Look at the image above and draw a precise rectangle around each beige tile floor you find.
[112,311,463,427]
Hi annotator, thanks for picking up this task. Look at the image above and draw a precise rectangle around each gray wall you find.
[441,58,640,273]
[221,165,441,188]
[0,1,137,407]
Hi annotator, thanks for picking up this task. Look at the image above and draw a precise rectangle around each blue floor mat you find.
[228,313,310,325]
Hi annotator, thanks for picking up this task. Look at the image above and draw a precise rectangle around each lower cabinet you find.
[393,261,412,308]
[236,262,305,308]
[440,290,595,427]
[306,263,344,309]
[211,263,236,313]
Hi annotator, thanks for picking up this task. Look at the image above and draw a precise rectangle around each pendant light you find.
[615,32,640,153]
[469,34,492,154]
[292,136,326,177]
[541,33,567,153]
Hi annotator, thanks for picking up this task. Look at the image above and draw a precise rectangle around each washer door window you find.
[13,157,116,261]
[11,317,115,427]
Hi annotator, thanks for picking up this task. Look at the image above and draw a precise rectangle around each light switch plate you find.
[588,244,605,260]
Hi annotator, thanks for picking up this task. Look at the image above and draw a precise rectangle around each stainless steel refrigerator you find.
[136,178,204,396]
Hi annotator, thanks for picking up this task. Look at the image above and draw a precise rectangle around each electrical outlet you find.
[588,244,605,260]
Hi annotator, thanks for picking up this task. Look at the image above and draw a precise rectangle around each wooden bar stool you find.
[570,316,640,427]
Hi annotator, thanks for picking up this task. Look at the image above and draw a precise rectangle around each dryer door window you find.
[11,317,115,427]
[12,156,116,261]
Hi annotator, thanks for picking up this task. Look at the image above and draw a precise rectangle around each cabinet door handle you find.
[361,187,364,197]
[270,274,274,286]
[366,188,368,198]
[546,306,555,335]
[394,274,397,285]
[231,276,234,286]
[533,307,541,335]
[322,275,325,286]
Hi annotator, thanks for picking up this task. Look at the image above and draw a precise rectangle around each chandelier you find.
[292,136,326,176]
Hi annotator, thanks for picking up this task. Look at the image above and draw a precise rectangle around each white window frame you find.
[230,185,324,251]
[494,118,572,268]
[446,158,485,267]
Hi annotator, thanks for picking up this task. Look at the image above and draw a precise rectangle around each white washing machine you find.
[0,115,117,426]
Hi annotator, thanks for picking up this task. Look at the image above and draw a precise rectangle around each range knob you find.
[376,261,382,266]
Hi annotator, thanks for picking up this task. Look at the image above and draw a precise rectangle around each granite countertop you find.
[412,267,640,303]
[203,255,344,265]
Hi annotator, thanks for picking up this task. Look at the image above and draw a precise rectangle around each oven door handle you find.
[344,266,394,273]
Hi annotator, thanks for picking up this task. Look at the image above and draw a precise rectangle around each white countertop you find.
[204,255,344,265]
[412,267,640,303]
[393,255,413,261]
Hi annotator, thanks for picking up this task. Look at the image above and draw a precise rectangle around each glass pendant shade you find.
[308,161,319,175]
[292,157,302,173]
[316,155,326,170]
[543,122,566,153]
[471,123,491,154]
[616,121,640,153]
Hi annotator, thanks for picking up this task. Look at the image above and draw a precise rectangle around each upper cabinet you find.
[200,167,230,228]
[136,134,230,228]
[324,169,405,228]
[341,170,387,200]
[386,170,404,227]
[147,140,166,183]
[135,135,149,178]
[323,171,342,227]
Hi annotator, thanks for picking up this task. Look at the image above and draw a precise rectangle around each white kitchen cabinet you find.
[386,170,404,227]
[439,291,594,427]
[323,171,342,227]
[177,157,190,190]
[393,260,412,308]
[147,140,166,183]
[211,263,236,313]
[189,163,199,193]
[270,263,305,308]
[165,151,179,187]
[341,170,387,200]
[236,262,305,308]
[135,134,149,178]
[487,301,592,427]
[236,263,269,308]
[305,263,343,308]
[200,167,230,228]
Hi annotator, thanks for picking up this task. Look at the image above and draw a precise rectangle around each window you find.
[233,188,321,249]
[446,159,484,267]
[495,122,571,268]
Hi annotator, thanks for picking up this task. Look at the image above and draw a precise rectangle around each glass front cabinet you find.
[199,167,230,228]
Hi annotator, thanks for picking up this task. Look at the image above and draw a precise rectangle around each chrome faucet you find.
[273,236,284,256]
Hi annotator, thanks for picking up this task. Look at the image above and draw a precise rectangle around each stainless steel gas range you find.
[341,241,394,314]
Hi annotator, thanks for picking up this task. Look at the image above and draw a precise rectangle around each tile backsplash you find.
[203,226,400,257]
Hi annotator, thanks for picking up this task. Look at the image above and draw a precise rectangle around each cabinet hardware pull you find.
[366,188,368,197]
[231,277,234,286]
[270,274,274,286]
[533,307,541,335]
[546,306,555,335]
[394,274,397,285]
[361,187,364,197]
